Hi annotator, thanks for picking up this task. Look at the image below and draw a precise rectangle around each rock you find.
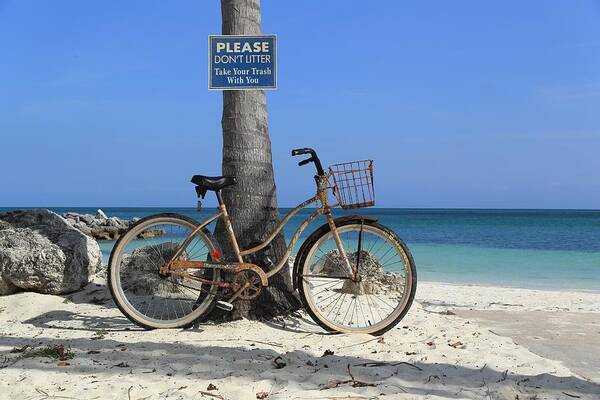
[0,220,11,231]
[62,211,138,241]
[0,276,18,295]
[73,221,87,230]
[107,217,122,227]
[62,213,97,237]
[314,249,405,295]
[0,209,101,295]
[63,211,163,241]
[91,226,121,241]
[137,229,166,239]
[64,212,81,222]
[87,218,101,228]
[95,209,108,220]
[0,228,67,295]
[121,243,186,296]
[80,214,95,225]
[74,221,92,236]
[64,218,77,227]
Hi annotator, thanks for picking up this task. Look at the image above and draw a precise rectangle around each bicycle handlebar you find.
[291,148,311,156]
[291,147,325,176]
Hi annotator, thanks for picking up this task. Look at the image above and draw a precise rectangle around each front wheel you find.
[296,218,416,335]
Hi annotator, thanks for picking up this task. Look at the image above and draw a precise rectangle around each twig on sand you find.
[353,361,423,371]
[562,392,581,399]
[34,388,78,399]
[489,302,524,307]
[480,364,491,400]
[292,396,373,400]
[338,337,381,349]
[10,344,30,353]
[496,369,508,382]
[127,386,133,400]
[0,357,18,370]
[319,364,378,390]
[256,384,285,399]
[198,390,225,400]
[193,338,284,348]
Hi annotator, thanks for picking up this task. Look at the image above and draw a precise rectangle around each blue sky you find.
[1,1,599,208]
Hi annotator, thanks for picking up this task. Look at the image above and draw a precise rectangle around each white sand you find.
[1,279,599,399]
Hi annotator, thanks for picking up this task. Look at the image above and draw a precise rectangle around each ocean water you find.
[2,207,599,291]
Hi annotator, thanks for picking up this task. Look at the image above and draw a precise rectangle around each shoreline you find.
[418,279,600,295]
[416,281,600,313]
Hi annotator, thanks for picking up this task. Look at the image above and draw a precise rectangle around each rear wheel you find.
[108,213,220,329]
[296,219,416,335]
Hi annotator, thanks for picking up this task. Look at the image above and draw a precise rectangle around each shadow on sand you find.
[2,331,599,398]
[4,280,598,398]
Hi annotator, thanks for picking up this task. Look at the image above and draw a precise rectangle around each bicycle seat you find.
[191,175,237,191]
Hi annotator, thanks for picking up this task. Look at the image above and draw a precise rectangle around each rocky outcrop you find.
[314,249,406,295]
[121,243,184,296]
[0,209,102,295]
[62,210,163,241]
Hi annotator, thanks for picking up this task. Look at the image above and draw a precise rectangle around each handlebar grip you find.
[298,158,312,166]
[291,147,325,176]
[291,148,311,156]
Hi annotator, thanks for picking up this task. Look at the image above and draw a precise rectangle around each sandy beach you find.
[1,278,599,400]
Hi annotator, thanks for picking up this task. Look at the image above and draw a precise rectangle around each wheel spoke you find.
[110,216,219,328]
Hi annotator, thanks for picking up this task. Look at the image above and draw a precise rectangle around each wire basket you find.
[328,160,375,209]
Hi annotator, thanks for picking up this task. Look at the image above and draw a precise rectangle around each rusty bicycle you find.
[108,148,416,334]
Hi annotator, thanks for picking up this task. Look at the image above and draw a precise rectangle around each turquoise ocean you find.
[2,207,599,292]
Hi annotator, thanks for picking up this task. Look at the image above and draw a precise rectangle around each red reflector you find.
[211,250,221,259]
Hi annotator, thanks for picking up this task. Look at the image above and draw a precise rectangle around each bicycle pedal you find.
[215,300,234,312]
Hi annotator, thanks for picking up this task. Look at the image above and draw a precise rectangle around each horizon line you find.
[1,206,599,212]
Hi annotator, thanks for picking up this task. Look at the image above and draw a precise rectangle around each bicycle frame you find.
[165,175,355,284]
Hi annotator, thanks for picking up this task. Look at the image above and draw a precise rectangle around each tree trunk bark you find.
[213,0,301,320]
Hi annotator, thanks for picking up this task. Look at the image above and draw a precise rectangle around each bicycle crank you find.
[231,268,263,300]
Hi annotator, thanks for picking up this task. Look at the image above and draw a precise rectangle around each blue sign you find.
[208,35,276,90]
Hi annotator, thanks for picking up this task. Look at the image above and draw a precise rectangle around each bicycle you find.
[108,148,416,335]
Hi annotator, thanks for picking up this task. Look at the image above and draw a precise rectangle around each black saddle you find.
[191,175,237,196]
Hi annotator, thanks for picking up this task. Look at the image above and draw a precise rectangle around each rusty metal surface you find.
[266,207,324,278]
[239,195,319,256]
[328,160,375,209]
[164,172,354,297]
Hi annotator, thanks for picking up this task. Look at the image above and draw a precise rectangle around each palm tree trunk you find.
[214,0,300,319]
